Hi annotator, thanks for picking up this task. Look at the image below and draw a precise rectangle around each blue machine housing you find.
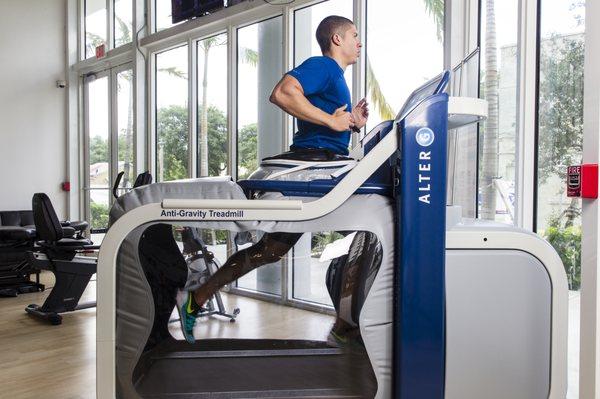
[238,71,449,199]
[239,71,451,399]
[237,120,395,197]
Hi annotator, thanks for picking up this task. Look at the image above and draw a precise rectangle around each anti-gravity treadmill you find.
[97,72,568,399]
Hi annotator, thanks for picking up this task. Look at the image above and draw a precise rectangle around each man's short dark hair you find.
[316,15,354,54]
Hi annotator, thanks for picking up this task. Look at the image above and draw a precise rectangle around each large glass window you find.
[114,0,133,47]
[117,69,134,191]
[293,0,353,147]
[85,0,107,59]
[156,0,185,31]
[478,0,519,224]
[294,0,353,100]
[236,231,283,296]
[235,17,284,294]
[87,76,110,231]
[236,17,284,180]
[536,2,585,398]
[365,0,444,130]
[156,45,189,182]
[197,33,229,177]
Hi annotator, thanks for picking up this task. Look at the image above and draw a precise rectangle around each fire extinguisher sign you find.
[567,165,581,197]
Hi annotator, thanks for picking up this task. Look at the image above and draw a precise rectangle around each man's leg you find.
[193,232,302,306]
[329,231,382,346]
[179,231,302,343]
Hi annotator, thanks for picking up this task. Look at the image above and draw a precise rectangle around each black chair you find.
[25,193,98,325]
[0,212,43,297]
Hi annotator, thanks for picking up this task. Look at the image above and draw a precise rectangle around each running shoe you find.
[176,289,199,344]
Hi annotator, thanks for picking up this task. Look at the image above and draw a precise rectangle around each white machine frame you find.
[95,97,566,398]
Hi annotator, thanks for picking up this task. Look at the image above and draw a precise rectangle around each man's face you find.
[336,24,362,65]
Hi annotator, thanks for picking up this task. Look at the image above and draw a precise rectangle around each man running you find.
[178,15,369,344]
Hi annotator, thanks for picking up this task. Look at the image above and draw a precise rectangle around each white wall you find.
[0,0,67,218]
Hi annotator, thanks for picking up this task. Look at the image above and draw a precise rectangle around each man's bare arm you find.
[270,75,354,132]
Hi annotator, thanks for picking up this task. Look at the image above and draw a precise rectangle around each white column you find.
[256,18,284,294]
[133,0,148,174]
[66,0,82,220]
[579,0,600,396]
[444,0,479,217]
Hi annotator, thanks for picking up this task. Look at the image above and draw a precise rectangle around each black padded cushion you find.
[66,220,89,232]
[0,211,34,227]
[133,171,153,188]
[265,148,353,162]
[32,193,64,242]
[0,226,36,241]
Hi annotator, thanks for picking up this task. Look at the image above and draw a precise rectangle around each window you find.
[535,2,585,397]
[197,33,229,177]
[114,0,133,47]
[294,0,353,96]
[290,0,354,306]
[292,233,336,306]
[87,76,110,230]
[85,0,107,59]
[478,0,519,224]
[117,69,134,190]
[236,17,284,180]
[236,231,283,296]
[293,0,353,147]
[156,45,189,182]
[365,0,444,130]
[156,0,185,31]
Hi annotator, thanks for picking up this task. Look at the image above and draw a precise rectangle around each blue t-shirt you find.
[286,56,351,155]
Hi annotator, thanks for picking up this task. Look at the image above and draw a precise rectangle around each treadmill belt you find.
[133,339,376,398]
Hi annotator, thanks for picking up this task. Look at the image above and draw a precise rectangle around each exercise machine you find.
[177,227,240,322]
[25,193,98,325]
[96,71,568,398]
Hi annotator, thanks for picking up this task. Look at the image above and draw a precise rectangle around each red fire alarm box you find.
[96,43,106,59]
[567,164,598,199]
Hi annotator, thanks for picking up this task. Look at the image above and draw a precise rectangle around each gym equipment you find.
[177,227,240,322]
[96,72,567,398]
[112,171,153,199]
[0,212,42,297]
[0,210,88,297]
[25,193,98,325]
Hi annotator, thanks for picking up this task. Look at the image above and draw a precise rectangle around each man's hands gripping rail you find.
[328,98,369,133]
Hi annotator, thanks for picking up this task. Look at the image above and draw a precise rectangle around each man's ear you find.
[331,33,342,47]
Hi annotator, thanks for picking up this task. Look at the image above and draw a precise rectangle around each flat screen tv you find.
[171,0,244,24]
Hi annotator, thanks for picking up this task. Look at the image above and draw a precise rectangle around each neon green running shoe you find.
[176,289,198,344]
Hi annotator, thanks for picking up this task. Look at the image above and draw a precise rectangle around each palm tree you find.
[366,0,444,121]
[480,0,499,220]
[198,36,227,176]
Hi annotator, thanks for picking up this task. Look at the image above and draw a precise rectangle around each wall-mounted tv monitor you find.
[172,0,244,24]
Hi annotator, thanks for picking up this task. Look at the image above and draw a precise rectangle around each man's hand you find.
[328,105,355,132]
[351,98,369,130]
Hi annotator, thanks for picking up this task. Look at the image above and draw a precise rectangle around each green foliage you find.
[200,229,228,245]
[311,232,345,257]
[238,124,258,179]
[423,0,445,42]
[200,105,228,176]
[157,104,232,181]
[538,34,584,184]
[544,213,581,290]
[90,201,109,230]
[157,105,189,181]
[366,57,395,121]
[89,135,109,164]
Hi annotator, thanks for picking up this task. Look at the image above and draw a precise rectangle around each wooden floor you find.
[0,272,334,399]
